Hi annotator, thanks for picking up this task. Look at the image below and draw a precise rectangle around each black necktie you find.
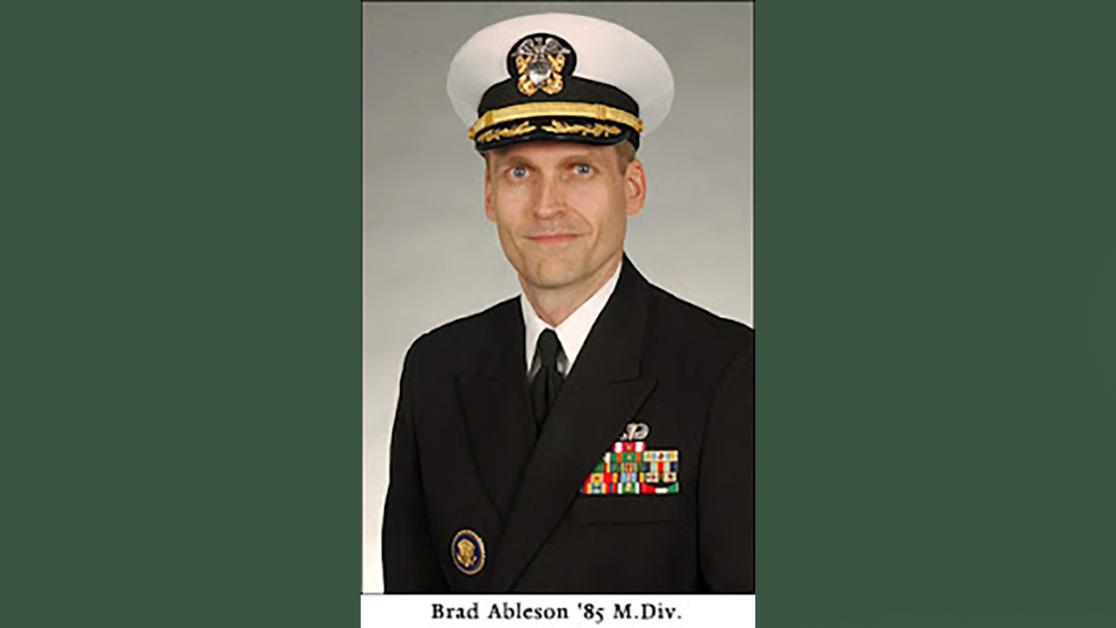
[530,329,564,431]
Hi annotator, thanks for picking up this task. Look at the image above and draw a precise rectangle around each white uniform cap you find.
[446,13,674,151]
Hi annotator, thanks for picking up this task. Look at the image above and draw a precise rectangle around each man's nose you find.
[534,176,566,219]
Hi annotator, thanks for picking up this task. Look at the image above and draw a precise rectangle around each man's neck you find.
[521,254,623,327]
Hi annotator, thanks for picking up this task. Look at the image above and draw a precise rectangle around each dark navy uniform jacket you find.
[382,257,754,592]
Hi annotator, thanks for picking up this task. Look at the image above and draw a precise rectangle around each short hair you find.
[615,140,636,172]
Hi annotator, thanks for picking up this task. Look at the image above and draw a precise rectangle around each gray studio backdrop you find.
[363,2,753,592]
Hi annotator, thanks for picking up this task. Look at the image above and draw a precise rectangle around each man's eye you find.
[574,164,593,175]
[510,166,528,179]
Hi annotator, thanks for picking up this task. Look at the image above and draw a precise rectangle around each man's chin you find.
[525,274,579,292]
[522,261,583,291]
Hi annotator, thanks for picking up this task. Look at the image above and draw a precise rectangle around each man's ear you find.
[624,159,647,216]
[484,165,495,222]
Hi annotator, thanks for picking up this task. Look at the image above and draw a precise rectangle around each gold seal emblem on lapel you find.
[450,529,485,575]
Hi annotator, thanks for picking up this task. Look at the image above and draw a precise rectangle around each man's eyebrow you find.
[490,151,608,168]
[489,154,533,167]
[569,154,607,163]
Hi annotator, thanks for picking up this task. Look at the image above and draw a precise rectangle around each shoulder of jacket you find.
[648,284,753,353]
[404,296,518,364]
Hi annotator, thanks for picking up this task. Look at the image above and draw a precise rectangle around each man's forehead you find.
[487,141,617,163]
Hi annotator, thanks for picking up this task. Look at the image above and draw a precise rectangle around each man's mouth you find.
[527,233,580,244]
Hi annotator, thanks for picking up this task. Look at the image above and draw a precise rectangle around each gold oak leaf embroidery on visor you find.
[466,103,643,140]
[541,119,623,138]
[475,121,538,144]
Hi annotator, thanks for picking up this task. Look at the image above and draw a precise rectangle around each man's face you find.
[484,141,646,293]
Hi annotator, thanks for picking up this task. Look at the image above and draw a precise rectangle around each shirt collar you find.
[521,262,622,376]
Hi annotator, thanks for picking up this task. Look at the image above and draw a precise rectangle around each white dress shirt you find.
[521,263,622,379]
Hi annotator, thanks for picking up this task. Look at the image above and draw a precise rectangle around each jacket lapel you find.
[489,257,657,591]
[457,301,537,519]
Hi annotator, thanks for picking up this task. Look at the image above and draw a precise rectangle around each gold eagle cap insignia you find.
[512,35,572,96]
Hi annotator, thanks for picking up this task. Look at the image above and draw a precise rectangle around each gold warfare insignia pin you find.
[450,529,485,576]
[509,33,574,96]
[619,421,650,441]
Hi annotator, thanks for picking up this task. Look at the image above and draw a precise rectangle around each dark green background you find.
[7,0,1115,625]
[758,1,1116,625]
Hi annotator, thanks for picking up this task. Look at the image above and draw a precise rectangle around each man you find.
[382,13,753,593]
